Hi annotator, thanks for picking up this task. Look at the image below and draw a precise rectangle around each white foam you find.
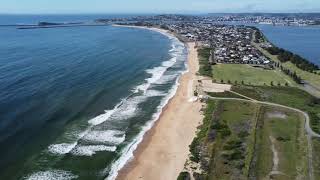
[154,74,177,84]
[48,143,77,155]
[88,102,122,126]
[71,145,117,156]
[162,57,176,67]
[26,170,78,180]
[145,90,166,97]
[134,56,179,94]
[105,70,183,180]
[83,130,125,145]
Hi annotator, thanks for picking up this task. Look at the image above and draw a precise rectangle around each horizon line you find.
[1,11,320,16]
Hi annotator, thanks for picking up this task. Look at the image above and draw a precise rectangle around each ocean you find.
[0,15,187,180]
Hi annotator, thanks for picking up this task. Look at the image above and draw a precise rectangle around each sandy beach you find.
[115,26,203,179]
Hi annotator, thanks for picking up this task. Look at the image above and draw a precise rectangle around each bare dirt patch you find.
[266,111,287,119]
[199,79,231,93]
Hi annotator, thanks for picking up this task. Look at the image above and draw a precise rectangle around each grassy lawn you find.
[253,42,320,88]
[284,62,320,87]
[312,138,320,180]
[252,106,308,179]
[212,64,296,86]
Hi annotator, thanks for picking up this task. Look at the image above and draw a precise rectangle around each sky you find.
[0,0,320,14]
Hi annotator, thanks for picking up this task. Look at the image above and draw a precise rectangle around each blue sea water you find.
[0,15,186,180]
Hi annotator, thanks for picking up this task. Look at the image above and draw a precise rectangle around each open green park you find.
[212,64,296,86]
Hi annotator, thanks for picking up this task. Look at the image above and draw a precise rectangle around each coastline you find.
[111,25,203,180]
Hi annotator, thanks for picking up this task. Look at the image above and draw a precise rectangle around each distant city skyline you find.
[1,0,320,14]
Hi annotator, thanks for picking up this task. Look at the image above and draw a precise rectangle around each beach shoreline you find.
[112,25,203,180]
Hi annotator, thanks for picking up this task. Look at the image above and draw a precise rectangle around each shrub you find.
[177,171,190,180]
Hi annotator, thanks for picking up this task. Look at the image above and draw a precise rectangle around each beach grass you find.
[212,64,296,86]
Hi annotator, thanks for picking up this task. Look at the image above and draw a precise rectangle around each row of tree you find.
[267,46,319,72]
[274,62,302,84]
[250,27,265,43]
[217,79,289,87]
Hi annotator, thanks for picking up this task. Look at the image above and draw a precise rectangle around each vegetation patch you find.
[177,171,190,180]
[189,100,216,163]
[187,100,259,179]
[198,48,212,77]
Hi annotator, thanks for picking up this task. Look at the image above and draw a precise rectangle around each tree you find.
[270,81,274,86]
[285,82,289,86]
[194,90,198,96]
[220,79,224,83]
[241,80,244,85]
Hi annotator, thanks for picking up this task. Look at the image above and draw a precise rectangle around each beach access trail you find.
[116,42,203,180]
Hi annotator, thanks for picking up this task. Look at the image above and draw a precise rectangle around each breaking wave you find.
[25,170,78,180]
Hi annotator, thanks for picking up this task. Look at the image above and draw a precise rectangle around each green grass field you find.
[212,64,296,86]
[252,106,308,179]
[312,138,320,180]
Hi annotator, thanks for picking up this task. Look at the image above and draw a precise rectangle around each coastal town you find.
[100,15,277,67]
[97,13,320,26]
[165,23,272,66]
